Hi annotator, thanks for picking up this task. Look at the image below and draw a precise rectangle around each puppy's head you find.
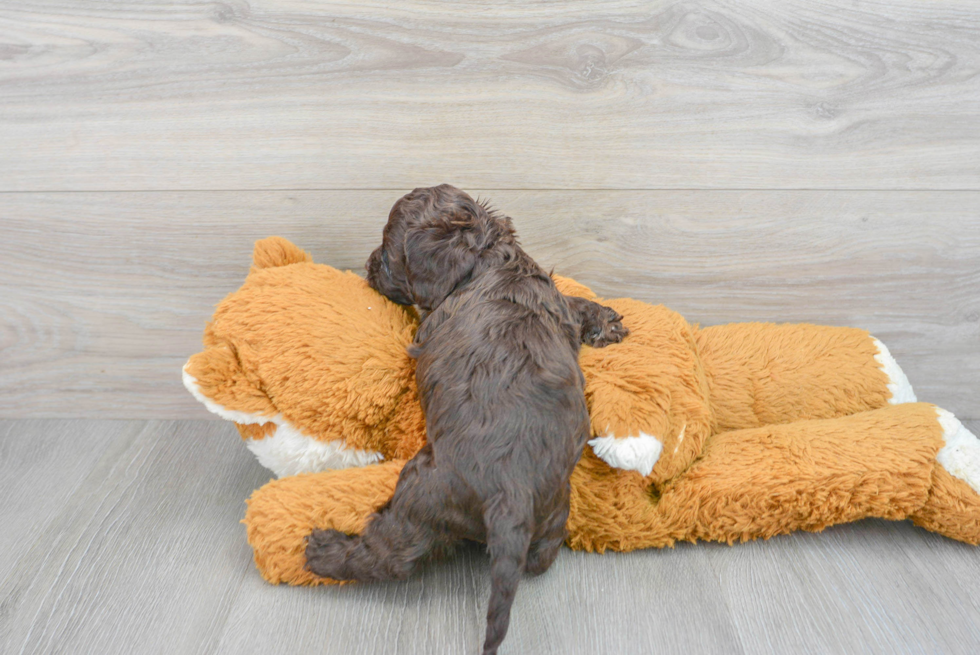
[366,184,513,312]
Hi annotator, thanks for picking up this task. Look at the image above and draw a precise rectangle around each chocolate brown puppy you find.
[306,185,627,655]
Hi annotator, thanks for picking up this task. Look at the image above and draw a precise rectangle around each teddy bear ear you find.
[552,275,598,300]
[183,343,277,423]
[251,236,312,271]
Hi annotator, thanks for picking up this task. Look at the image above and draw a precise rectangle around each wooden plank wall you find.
[1,1,978,419]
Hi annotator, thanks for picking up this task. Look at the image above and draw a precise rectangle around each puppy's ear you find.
[403,213,486,311]
[452,210,497,252]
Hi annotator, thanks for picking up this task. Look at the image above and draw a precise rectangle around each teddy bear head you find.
[183,237,426,477]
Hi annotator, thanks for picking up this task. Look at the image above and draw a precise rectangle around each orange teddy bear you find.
[184,237,980,585]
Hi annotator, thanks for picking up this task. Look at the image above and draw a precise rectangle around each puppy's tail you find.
[482,492,533,655]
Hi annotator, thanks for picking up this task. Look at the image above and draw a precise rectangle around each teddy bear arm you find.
[578,298,713,486]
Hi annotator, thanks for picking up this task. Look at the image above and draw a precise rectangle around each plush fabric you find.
[184,237,980,586]
[184,237,426,468]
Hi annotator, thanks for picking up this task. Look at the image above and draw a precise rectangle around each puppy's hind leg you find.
[305,507,439,582]
[305,445,449,582]
[526,501,570,577]
[481,492,533,655]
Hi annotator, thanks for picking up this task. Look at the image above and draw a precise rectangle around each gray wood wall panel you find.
[2,420,979,654]
[3,190,978,419]
[1,1,978,190]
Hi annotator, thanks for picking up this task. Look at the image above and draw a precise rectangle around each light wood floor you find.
[2,419,980,655]
[2,1,979,653]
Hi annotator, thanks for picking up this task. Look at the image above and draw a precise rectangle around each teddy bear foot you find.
[911,465,980,545]
[911,409,980,545]
[935,409,980,495]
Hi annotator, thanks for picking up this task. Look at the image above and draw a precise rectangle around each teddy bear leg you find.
[911,410,980,544]
[696,323,916,432]
[243,460,404,585]
[592,403,944,550]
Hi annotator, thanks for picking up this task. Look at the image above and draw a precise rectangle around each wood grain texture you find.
[2,190,978,419]
[0,420,147,584]
[706,518,980,654]
[1,1,978,190]
[0,419,269,655]
[2,420,980,654]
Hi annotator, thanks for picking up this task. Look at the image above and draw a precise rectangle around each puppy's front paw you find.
[582,305,629,348]
[305,528,354,579]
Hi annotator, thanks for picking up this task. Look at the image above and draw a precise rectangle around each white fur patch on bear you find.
[182,362,383,478]
[936,409,980,496]
[588,433,663,476]
[872,338,917,404]
[245,423,383,478]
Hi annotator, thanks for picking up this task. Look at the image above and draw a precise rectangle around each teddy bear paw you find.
[588,432,663,476]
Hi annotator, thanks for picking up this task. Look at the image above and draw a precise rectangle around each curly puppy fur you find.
[306,185,627,655]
